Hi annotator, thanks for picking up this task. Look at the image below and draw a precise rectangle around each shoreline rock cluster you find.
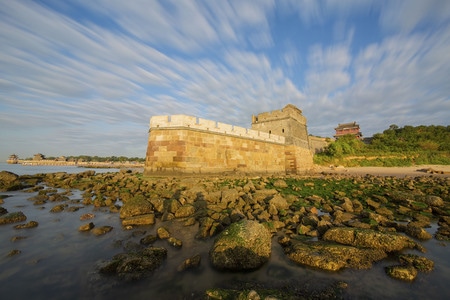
[1,169,449,297]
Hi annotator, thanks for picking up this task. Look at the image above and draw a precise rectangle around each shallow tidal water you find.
[0,167,449,299]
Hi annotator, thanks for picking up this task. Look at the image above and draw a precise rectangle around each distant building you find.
[33,153,45,161]
[7,154,19,164]
[334,122,362,139]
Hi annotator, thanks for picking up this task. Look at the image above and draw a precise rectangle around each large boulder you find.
[119,195,153,219]
[322,227,423,252]
[210,220,271,271]
[0,171,21,191]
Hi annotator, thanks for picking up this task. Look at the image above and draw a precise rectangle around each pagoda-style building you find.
[7,154,19,164]
[334,122,362,139]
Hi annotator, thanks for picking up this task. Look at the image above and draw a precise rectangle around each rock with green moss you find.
[209,220,271,271]
[0,211,27,225]
[119,194,153,219]
[99,247,167,281]
[398,254,434,272]
[284,240,387,271]
[0,171,22,191]
[322,227,423,252]
[385,265,418,281]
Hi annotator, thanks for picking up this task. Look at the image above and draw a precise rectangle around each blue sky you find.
[1,0,449,160]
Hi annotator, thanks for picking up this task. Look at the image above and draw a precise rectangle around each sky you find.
[1,0,449,160]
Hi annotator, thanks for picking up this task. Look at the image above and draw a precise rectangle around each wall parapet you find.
[150,115,286,144]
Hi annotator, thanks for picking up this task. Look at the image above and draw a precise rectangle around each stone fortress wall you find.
[150,115,286,144]
[144,104,314,175]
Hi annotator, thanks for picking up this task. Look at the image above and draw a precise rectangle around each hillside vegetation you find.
[314,124,450,166]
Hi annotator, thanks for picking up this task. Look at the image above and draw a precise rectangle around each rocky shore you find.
[1,167,449,298]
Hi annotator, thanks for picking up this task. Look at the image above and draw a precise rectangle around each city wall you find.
[145,114,313,175]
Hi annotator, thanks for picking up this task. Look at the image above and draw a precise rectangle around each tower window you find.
[282,129,285,133]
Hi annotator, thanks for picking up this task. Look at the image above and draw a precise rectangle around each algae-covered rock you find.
[0,171,22,191]
[99,247,167,281]
[210,220,271,271]
[284,240,387,271]
[177,254,201,272]
[398,254,434,272]
[385,265,418,281]
[322,227,422,252]
[13,220,38,229]
[119,195,153,219]
[0,211,27,225]
[121,214,155,226]
[91,225,113,236]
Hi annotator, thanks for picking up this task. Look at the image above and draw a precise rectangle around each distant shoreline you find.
[7,160,144,169]
[315,164,450,177]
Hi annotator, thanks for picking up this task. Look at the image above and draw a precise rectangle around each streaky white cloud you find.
[379,0,450,33]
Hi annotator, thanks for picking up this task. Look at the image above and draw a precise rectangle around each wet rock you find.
[119,195,153,219]
[340,197,354,213]
[302,214,319,227]
[165,198,181,214]
[91,225,113,236]
[11,236,27,242]
[366,198,380,210]
[7,249,21,257]
[0,171,22,191]
[14,221,39,229]
[80,213,95,220]
[284,240,387,271]
[425,195,444,207]
[405,223,432,240]
[79,222,95,231]
[177,254,201,272]
[268,194,289,210]
[121,214,155,226]
[196,217,215,239]
[332,211,356,225]
[252,189,277,203]
[99,247,167,281]
[273,179,288,188]
[50,204,67,213]
[322,227,423,252]
[210,220,271,271]
[398,254,434,272]
[167,236,183,248]
[157,226,171,239]
[0,207,8,215]
[174,204,195,218]
[0,211,27,225]
[140,234,157,246]
[385,265,418,281]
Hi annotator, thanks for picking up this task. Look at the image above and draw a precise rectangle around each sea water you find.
[0,164,449,299]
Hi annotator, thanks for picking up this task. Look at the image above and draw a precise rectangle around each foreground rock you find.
[385,265,418,281]
[322,227,423,252]
[0,211,27,225]
[284,240,387,271]
[99,247,167,281]
[13,220,38,229]
[0,171,22,191]
[210,219,271,271]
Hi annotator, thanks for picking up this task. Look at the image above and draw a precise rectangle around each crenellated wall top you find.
[150,114,286,144]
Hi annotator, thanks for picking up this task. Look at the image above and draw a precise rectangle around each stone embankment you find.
[1,168,449,297]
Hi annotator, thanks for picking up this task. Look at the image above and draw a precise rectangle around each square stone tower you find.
[251,104,310,149]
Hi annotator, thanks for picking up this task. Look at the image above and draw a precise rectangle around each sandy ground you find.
[314,165,450,178]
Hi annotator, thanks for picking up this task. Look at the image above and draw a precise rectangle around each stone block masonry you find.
[145,105,314,175]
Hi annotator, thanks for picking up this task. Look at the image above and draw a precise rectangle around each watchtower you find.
[251,104,309,148]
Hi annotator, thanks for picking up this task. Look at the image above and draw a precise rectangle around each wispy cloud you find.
[0,0,449,159]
